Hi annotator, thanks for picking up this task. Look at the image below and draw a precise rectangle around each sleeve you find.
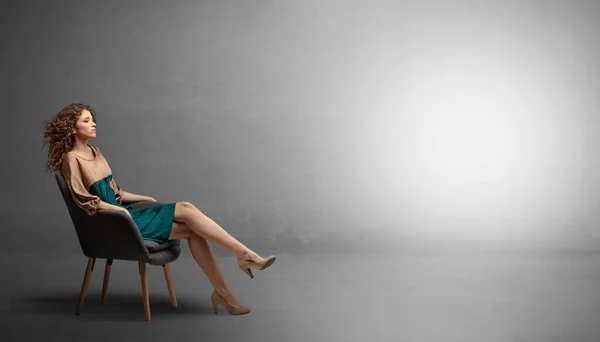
[110,176,124,204]
[92,144,124,204]
[61,154,101,215]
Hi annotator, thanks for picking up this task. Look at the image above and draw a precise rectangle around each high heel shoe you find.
[237,255,276,279]
[211,290,251,315]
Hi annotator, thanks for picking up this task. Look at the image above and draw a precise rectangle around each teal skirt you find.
[90,175,175,244]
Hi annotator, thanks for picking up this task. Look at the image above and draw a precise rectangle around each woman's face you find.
[72,109,97,138]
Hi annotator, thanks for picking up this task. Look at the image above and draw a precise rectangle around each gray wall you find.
[2,0,600,256]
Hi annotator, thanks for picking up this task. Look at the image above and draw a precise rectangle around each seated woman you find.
[43,103,276,315]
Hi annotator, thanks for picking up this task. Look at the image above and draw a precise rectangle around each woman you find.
[43,103,276,315]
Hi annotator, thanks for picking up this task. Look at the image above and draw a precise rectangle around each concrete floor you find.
[3,251,600,342]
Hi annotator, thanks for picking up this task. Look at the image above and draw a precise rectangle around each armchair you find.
[55,171,181,321]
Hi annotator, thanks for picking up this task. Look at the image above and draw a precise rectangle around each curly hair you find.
[42,103,97,173]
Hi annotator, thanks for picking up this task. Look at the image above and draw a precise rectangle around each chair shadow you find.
[11,291,215,321]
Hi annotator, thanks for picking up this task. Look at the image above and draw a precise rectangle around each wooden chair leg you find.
[138,261,151,321]
[162,264,178,307]
[101,259,113,305]
[76,257,95,315]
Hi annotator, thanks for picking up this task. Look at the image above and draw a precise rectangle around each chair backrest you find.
[55,171,150,261]
[55,171,93,252]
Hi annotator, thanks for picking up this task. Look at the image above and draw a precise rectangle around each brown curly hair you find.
[42,103,97,173]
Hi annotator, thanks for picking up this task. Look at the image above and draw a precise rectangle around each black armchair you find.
[55,171,181,321]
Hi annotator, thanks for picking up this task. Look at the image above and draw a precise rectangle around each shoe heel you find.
[211,290,251,315]
[211,291,219,314]
[242,267,254,279]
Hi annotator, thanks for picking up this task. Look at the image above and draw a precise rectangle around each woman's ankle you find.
[215,288,239,305]
[237,249,256,261]
[215,287,230,298]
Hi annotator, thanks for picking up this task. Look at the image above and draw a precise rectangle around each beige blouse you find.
[61,144,124,215]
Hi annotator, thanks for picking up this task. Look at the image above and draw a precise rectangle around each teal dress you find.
[89,174,176,244]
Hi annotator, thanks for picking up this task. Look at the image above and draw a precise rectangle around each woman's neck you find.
[71,138,90,153]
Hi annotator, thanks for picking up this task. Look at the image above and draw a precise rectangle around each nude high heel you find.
[237,255,276,279]
[211,290,251,315]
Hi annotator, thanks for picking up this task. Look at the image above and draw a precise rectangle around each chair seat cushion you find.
[147,246,180,265]
[143,239,180,253]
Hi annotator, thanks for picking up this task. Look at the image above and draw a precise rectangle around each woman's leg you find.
[171,202,264,262]
[169,219,242,307]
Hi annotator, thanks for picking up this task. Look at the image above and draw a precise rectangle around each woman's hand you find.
[144,196,158,203]
[120,208,133,219]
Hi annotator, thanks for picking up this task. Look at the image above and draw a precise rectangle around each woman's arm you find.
[97,200,133,219]
[108,175,156,203]
[62,154,101,215]
[98,200,129,211]
[121,191,157,203]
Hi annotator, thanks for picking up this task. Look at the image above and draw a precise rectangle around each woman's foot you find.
[211,290,251,315]
[215,288,241,307]
[238,249,263,263]
[237,254,276,279]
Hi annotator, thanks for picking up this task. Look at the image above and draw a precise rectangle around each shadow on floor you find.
[9,291,214,321]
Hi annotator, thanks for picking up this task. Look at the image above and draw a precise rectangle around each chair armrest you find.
[75,209,150,261]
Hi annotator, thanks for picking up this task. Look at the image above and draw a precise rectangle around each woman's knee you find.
[174,201,204,221]
[176,201,194,213]
[177,201,193,209]
[180,201,202,212]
